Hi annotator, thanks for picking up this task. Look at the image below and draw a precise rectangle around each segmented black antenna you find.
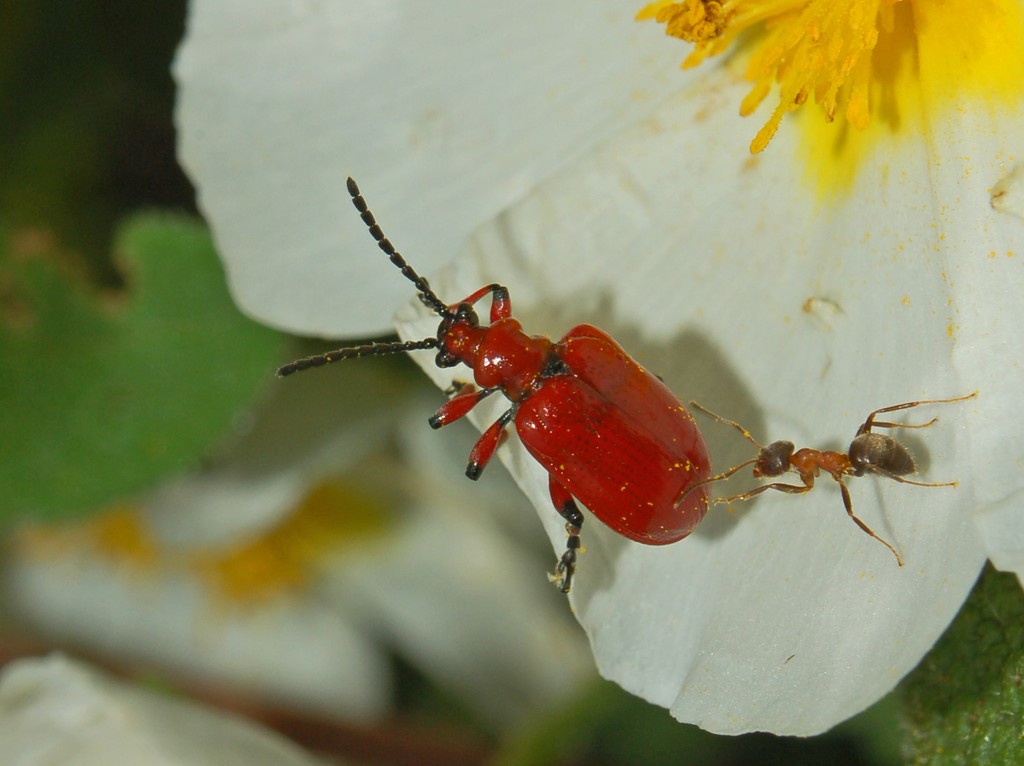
[277,338,438,377]
[346,177,450,318]
[275,178,455,378]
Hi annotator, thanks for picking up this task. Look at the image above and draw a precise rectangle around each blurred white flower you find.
[1,367,591,730]
[173,0,1024,736]
[0,654,326,766]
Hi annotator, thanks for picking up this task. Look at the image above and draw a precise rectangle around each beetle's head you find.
[434,302,482,368]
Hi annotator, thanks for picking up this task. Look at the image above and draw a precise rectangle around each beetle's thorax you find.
[441,315,554,402]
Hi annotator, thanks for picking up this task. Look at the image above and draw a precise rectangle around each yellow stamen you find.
[638,0,1024,160]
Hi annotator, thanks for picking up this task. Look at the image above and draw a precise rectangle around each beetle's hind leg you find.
[547,475,583,593]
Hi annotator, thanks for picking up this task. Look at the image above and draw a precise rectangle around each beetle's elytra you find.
[278,178,712,592]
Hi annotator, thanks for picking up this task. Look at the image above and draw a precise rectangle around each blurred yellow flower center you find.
[196,481,392,602]
[14,482,393,606]
[15,507,161,568]
[638,0,1024,156]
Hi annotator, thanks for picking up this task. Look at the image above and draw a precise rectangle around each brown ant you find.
[683,392,977,565]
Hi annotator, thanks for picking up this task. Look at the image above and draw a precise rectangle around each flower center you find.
[639,0,1024,157]
[639,0,902,152]
[195,481,392,602]
[13,482,392,605]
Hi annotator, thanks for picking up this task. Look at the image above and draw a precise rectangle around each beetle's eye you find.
[435,349,459,368]
[455,303,479,327]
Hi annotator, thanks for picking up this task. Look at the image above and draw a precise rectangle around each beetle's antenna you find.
[347,177,451,318]
[277,337,437,377]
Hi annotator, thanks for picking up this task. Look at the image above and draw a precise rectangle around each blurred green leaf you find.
[0,215,284,521]
[900,565,1024,764]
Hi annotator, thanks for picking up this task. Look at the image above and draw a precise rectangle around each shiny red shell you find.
[278,178,712,591]
[431,285,712,546]
[516,324,711,543]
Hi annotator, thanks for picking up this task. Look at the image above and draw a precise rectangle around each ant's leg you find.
[548,476,583,594]
[713,479,814,505]
[864,417,940,432]
[836,477,903,565]
[864,468,958,489]
[857,392,978,436]
[674,458,757,509]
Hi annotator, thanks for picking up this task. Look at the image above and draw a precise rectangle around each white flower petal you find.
[0,655,325,766]
[990,162,1024,220]
[925,107,1024,585]
[2,554,390,723]
[173,1,687,336]
[175,0,1022,738]
[395,68,1002,734]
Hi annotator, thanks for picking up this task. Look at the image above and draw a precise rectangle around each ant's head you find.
[753,441,795,479]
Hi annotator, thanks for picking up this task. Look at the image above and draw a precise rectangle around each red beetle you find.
[279,178,712,591]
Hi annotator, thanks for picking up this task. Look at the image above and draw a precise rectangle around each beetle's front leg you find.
[428,384,495,429]
[451,283,511,323]
[429,385,513,479]
[547,475,583,594]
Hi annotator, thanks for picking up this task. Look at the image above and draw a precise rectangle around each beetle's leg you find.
[547,475,583,594]
[451,284,512,323]
[464,407,515,480]
[428,385,495,429]
[836,477,904,566]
